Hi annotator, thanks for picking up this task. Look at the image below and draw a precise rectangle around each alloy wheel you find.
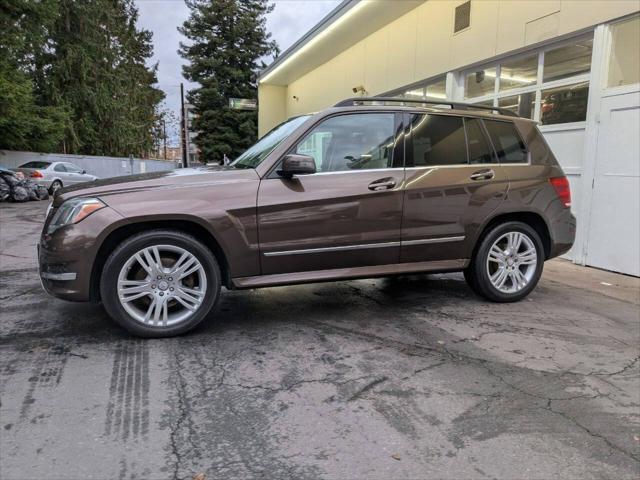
[486,231,538,294]
[117,245,207,326]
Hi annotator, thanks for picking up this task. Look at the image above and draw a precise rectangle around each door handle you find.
[470,169,495,181]
[368,178,396,191]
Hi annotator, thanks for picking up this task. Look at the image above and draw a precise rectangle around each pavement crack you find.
[589,356,640,377]
[545,400,640,464]
[168,349,198,480]
[347,376,388,401]
[0,286,41,302]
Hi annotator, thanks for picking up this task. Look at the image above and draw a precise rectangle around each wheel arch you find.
[90,219,230,302]
[469,211,552,262]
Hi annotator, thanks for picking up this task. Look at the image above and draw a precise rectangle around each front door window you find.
[295,113,397,172]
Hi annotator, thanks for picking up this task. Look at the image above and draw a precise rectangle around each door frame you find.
[575,21,640,268]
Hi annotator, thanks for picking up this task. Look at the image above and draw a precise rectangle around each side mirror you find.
[277,154,316,178]
[82,170,86,174]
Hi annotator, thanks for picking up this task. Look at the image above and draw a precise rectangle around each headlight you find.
[47,197,106,234]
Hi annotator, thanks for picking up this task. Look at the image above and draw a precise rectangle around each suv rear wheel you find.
[100,230,221,337]
[465,221,544,302]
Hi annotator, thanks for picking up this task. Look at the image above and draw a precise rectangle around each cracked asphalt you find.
[1,201,639,480]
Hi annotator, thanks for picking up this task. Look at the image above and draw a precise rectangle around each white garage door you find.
[586,90,640,276]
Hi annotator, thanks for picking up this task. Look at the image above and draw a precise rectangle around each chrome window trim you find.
[307,167,403,176]
[263,235,466,257]
[404,162,529,171]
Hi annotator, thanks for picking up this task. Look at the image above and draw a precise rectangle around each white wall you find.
[0,150,179,179]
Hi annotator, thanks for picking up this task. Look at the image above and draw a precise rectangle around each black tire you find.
[49,180,62,195]
[464,221,544,302]
[100,230,221,337]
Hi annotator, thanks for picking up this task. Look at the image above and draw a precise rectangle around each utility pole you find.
[180,83,189,168]
[162,119,167,160]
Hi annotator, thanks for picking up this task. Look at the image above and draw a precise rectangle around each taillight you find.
[30,170,44,178]
[549,176,571,208]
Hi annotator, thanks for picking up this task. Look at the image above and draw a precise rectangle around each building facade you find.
[258,0,640,276]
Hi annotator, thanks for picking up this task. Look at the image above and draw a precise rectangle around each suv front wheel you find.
[465,221,544,302]
[100,230,221,337]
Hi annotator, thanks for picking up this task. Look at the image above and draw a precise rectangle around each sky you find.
[134,0,341,145]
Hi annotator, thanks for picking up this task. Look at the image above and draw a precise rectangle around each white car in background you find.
[14,161,98,194]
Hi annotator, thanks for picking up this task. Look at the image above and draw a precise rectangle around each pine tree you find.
[0,0,67,151]
[42,0,164,156]
[179,0,277,163]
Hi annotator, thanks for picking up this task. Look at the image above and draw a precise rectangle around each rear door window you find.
[54,164,67,172]
[408,114,467,167]
[483,120,529,163]
[465,118,496,164]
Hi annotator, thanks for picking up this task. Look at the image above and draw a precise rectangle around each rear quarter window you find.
[484,120,529,164]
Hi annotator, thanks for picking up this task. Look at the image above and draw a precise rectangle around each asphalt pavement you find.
[1,200,639,480]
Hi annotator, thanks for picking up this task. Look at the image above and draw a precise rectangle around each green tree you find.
[0,0,67,151]
[179,0,277,163]
[42,0,164,156]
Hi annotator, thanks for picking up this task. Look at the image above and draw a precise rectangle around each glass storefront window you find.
[540,82,589,125]
[543,38,593,83]
[498,93,535,119]
[404,88,425,99]
[426,78,447,99]
[399,77,447,101]
[499,55,537,92]
[607,16,640,88]
[465,67,497,98]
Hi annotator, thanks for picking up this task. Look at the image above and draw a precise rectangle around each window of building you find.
[540,82,589,125]
[499,55,537,92]
[465,118,495,164]
[395,76,447,101]
[465,67,497,99]
[295,113,396,172]
[543,38,593,83]
[462,35,593,126]
[409,114,467,166]
[498,93,535,119]
[484,120,528,163]
[607,15,640,88]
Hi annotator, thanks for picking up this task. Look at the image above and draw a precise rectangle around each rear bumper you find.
[548,208,576,259]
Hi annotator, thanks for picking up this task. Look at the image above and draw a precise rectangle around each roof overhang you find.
[259,0,424,86]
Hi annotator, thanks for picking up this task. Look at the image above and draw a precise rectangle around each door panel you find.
[586,91,640,276]
[257,170,404,275]
[401,166,508,262]
[400,113,508,263]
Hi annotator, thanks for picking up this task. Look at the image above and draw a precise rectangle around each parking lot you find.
[1,200,639,480]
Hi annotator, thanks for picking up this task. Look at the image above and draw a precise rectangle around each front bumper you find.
[38,205,125,302]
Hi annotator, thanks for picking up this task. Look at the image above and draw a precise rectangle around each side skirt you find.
[231,259,469,289]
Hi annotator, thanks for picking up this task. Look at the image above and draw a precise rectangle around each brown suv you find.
[39,98,575,337]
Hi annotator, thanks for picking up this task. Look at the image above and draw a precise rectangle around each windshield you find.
[232,115,310,169]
